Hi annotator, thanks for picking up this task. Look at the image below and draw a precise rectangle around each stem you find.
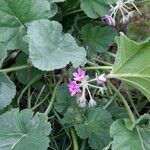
[45,78,63,116]
[17,74,42,107]
[86,60,96,66]
[27,66,31,108]
[34,85,46,106]
[80,140,86,150]
[125,86,140,117]
[84,66,112,70]
[108,81,136,124]
[27,88,31,108]
[88,83,102,90]
[32,92,50,110]
[105,51,116,57]
[0,65,29,73]
[70,128,79,150]
[28,92,33,109]
[86,85,93,100]
[108,74,150,78]
[103,94,117,109]
[93,58,112,66]
[63,9,82,17]
[87,78,97,83]
[131,3,142,15]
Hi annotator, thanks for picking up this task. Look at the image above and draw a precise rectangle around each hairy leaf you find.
[81,24,117,53]
[0,43,7,68]
[80,0,117,18]
[0,74,16,109]
[75,107,113,150]
[28,19,87,71]
[0,109,51,150]
[108,33,150,100]
[0,0,50,51]
[110,119,150,150]
[55,84,75,113]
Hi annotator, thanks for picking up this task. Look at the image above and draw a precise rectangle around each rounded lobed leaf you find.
[0,0,51,51]
[0,73,16,109]
[0,109,51,150]
[110,119,150,150]
[28,19,87,71]
[80,0,117,18]
[81,24,117,53]
[75,107,113,149]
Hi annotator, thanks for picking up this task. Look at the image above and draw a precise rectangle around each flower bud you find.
[102,15,115,26]
[88,99,96,107]
[77,96,87,108]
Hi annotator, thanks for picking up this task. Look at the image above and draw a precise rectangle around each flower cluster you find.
[102,0,141,25]
[68,68,107,107]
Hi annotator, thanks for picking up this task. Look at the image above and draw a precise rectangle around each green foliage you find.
[110,118,150,150]
[81,24,117,53]
[0,43,7,68]
[109,33,150,100]
[80,0,117,18]
[55,85,115,149]
[0,0,50,51]
[127,1,150,42]
[55,84,84,124]
[0,109,51,150]
[28,19,87,71]
[0,0,149,149]
[75,107,113,150]
[54,84,75,113]
[0,74,16,109]
[15,53,43,85]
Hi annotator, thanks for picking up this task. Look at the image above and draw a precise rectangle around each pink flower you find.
[97,74,107,84]
[68,81,81,96]
[73,68,85,81]
[102,15,115,26]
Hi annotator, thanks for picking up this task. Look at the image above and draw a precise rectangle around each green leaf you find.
[54,84,75,113]
[0,108,51,150]
[0,43,7,68]
[110,119,150,150]
[0,0,50,51]
[28,19,87,71]
[0,74,16,109]
[48,0,64,18]
[80,0,117,18]
[106,104,127,120]
[49,3,58,18]
[15,53,43,85]
[54,84,84,124]
[62,108,84,124]
[75,107,113,150]
[108,33,150,100]
[81,24,117,53]
[54,84,85,124]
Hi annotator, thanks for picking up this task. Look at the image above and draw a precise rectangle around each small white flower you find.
[88,99,97,107]
[97,74,107,84]
[77,96,87,108]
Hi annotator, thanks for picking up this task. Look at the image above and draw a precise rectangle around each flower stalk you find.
[108,81,136,124]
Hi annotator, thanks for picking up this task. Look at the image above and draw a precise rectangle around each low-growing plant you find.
[0,0,150,150]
